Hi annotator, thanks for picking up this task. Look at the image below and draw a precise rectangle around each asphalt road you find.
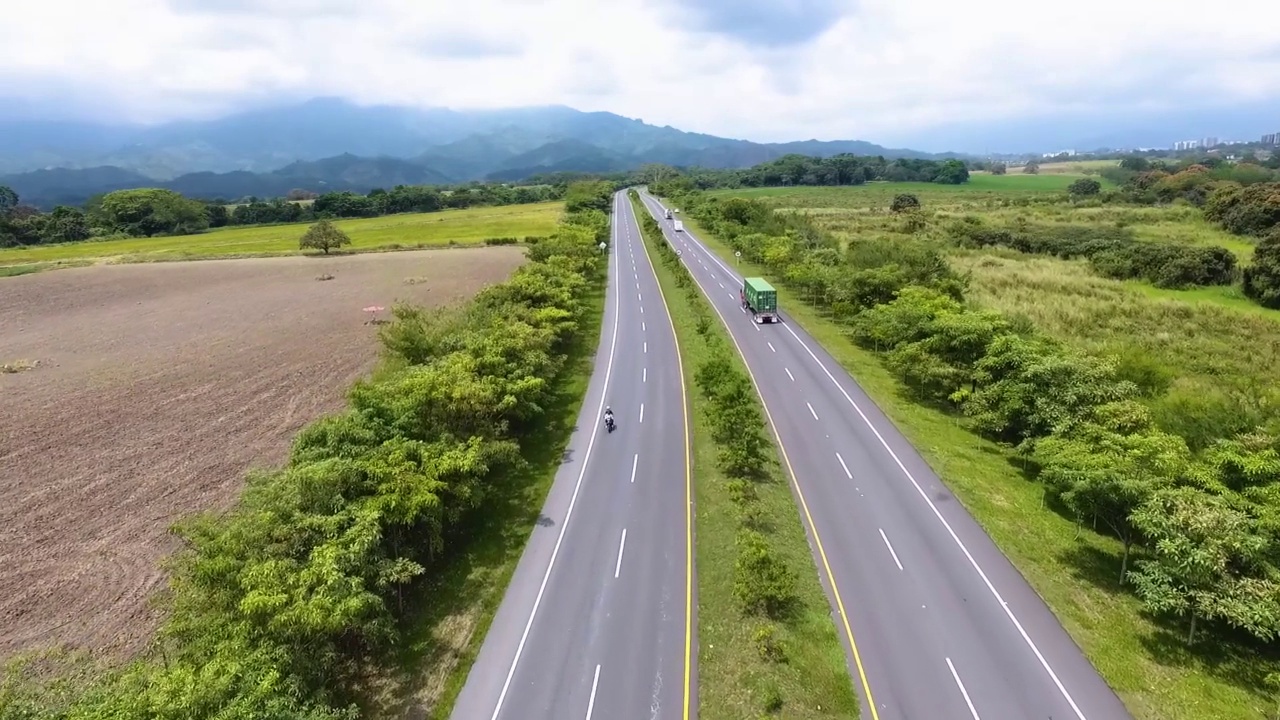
[636,189,1134,720]
[451,192,694,720]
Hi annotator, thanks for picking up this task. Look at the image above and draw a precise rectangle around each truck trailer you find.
[673,220,684,232]
[741,277,778,324]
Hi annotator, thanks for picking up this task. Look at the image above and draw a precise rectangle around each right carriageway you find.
[634,188,1134,720]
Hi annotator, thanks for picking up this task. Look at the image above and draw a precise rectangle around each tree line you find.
[0,181,567,249]
[650,179,1280,660]
[0,182,617,719]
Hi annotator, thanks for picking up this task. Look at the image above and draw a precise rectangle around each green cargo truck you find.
[740,277,778,324]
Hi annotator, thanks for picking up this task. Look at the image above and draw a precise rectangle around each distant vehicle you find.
[665,209,673,219]
[673,220,684,232]
[741,277,778,324]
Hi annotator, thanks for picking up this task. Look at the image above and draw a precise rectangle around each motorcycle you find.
[604,415,616,433]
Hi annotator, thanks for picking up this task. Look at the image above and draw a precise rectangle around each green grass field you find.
[665,186,1280,720]
[0,202,563,267]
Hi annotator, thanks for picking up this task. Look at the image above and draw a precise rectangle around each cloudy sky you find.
[2,0,1279,149]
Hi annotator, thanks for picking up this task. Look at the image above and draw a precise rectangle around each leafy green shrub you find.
[753,623,787,663]
[890,193,920,212]
[733,531,798,619]
[483,236,519,245]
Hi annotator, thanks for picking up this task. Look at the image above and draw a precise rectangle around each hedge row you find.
[949,220,1238,289]
[648,181,1280,656]
[630,192,801,704]
[0,185,616,720]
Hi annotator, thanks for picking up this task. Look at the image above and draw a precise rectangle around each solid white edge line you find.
[652,190,1089,720]
[835,451,853,480]
[806,402,819,421]
[630,453,638,483]
[947,658,981,720]
[489,193,623,720]
[585,664,602,720]
[614,528,627,578]
[879,528,904,571]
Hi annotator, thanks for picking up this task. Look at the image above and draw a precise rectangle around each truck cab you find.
[665,209,673,219]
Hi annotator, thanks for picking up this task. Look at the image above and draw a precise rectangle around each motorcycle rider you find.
[603,406,615,429]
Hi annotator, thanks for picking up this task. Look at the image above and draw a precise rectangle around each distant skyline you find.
[2,0,1279,153]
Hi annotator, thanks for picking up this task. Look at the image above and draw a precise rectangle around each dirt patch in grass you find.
[0,248,526,665]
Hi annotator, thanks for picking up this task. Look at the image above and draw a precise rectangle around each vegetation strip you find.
[0,181,616,720]
[629,191,859,719]
[649,178,1280,720]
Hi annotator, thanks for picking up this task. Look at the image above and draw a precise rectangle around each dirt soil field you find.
[0,247,525,663]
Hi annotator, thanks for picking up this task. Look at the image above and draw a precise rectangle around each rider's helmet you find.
[605,406,612,414]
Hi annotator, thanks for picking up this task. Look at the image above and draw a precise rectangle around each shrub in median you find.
[733,531,798,619]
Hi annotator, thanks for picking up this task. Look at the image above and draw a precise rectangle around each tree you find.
[990,162,1007,175]
[1024,160,1041,175]
[1243,229,1280,308]
[890,193,921,213]
[99,188,210,237]
[299,220,352,255]
[1033,401,1190,582]
[1130,487,1280,644]
[933,159,970,185]
[40,205,93,244]
[1068,178,1102,197]
[0,185,16,215]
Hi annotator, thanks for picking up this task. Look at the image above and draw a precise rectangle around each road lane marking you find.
[632,195,696,720]
[638,192,880,720]
[637,282,641,290]
[778,319,1089,720]
[718,281,724,288]
[785,367,795,382]
[655,188,1087,719]
[639,403,645,423]
[807,402,819,421]
[879,528,904,570]
[642,321,646,332]
[586,664,602,720]
[490,193,624,720]
[644,341,648,353]
[639,292,643,302]
[947,658,981,720]
[640,306,644,314]
[615,528,627,578]
[768,342,776,353]
[643,367,647,383]
[836,452,852,479]
[631,453,638,483]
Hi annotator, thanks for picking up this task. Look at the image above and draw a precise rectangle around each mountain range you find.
[0,98,961,207]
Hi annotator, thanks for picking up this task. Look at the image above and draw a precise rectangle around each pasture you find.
[0,201,561,267]
[0,247,526,662]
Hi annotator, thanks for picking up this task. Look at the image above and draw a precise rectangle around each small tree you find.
[300,220,352,255]
[1068,178,1102,197]
[991,162,1007,175]
[1243,229,1280,308]
[890,193,921,213]
[1024,160,1041,175]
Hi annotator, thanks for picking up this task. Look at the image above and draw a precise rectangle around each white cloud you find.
[0,0,1278,142]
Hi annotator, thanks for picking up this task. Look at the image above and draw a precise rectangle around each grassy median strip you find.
[630,192,859,719]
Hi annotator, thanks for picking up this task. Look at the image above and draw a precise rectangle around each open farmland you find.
[0,201,561,267]
[0,247,525,663]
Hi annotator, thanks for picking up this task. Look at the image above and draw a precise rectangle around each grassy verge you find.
[0,202,562,266]
[631,194,859,719]
[363,277,608,719]
[665,206,1270,720]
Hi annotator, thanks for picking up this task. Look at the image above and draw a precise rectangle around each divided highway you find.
[451,192,694,720]
[635,189,1133,720]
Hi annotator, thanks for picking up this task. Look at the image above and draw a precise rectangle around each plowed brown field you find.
[0,248,524,662]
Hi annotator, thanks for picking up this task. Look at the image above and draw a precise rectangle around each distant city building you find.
[1202,137,1219,148]
[1173,139,1202,150]
[1263,133,1280,146]
[1042,149,1077,158]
